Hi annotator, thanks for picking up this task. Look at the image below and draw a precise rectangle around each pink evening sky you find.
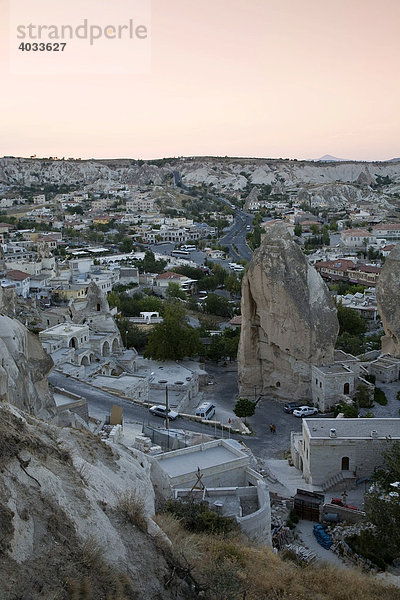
[0,0,399,161]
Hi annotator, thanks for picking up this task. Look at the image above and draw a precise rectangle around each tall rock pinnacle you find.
[238,223,339,400]
[376,244,400,356]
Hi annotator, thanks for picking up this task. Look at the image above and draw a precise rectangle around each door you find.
[341,456,350,471]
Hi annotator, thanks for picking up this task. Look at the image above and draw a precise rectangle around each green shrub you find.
[355,384,374,408]
[163,499,238,535]
[345,530,395,570]
[289,509,299,524]
[374,388,388,406]
[396,391,400,402]
[364,412,375,418]
[333,402,358,418]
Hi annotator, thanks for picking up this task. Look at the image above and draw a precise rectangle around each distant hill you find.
[388,157,400,163]
[313,154,349,162]
[1,155,400,193]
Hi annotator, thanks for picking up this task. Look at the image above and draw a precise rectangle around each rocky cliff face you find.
[238,223,339,400]
[1,156,400,193]
[0,404,189,600]
[376,245,400,356]
[0,288,55,417]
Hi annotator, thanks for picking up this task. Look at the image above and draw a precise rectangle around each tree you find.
[207,335,226,362]
[362,442,400,564]
[134,250,167,274]
[354,384,374,408]
[322,227,330,246]
[336,332,365,356]
[107,291,121,310]
[336,303,366,336]
[144,303,203,361]
[116,318,149,352]
[294,223,302,237]
[233,398,256,424]
[225,273,241,296]
[119,237,134,253]
[166,281,186,300]
[203,294,232,317]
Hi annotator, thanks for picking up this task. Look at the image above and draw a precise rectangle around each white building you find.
[69,257,94,276]
[91,198,113,212]
[373,223,400,239]
[340,228,376,248]
[0,198,14,209]
[152,439,271,544]
[2,270,30,297]
[291,418,400,487]
[126,198,155,212]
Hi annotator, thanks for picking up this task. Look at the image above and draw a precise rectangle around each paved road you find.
[50,365,314,461]
[219,210,254,262]
[49,371,218,438]
[199,362,306,459]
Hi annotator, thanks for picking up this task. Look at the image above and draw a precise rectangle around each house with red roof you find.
[2,269,30,297]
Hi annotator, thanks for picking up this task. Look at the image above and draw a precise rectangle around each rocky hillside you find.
[1,156,400,195]
[0,287,55,418]
[0,403,190,600]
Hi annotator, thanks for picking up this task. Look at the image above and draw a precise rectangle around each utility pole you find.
[165,385,169,431]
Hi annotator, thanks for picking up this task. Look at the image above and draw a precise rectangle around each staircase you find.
[321,472,344,492]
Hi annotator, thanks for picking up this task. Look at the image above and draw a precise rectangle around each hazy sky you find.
[1,0,399,161]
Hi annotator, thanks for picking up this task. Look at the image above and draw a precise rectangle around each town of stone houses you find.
[2,155,400,597]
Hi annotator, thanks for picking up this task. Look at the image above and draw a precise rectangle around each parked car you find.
[331,498,358,511]
[149,405,179,420]
[292,406,318,418]
[283,401,304,414]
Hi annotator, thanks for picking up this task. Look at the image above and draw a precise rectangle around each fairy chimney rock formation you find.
[376,244,400,356]
[0,287,55,416]
[238,222,339,400]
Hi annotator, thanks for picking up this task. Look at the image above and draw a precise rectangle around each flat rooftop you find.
[155,440,248,479]
[91,374,145,391]
[305,418,400,439]
[314,364,352,375]
[53,390,85,407]
[138,358,195,385]
[334,350,358,362]
[40,323,87,336]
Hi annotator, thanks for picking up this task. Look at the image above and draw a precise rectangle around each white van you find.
[195,402,216,420]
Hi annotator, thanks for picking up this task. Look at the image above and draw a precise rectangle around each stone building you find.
[152,439,271,544]
[369,355,400,383]
[291,418,400,488]
[311,364,356,411]
[39,282,138,377]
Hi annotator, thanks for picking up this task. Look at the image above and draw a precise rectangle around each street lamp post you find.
[125,330,129,349]
[165,385,169,431]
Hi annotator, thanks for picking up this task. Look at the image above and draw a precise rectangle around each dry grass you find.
[155,513,400,600]
[116,490,148,532]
